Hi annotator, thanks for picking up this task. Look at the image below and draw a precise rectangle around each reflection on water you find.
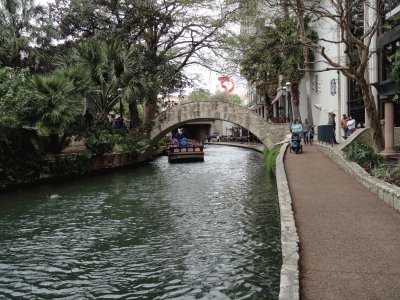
[0,145,281,299]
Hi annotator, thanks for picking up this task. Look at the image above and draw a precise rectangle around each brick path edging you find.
[318,143,400,213]
[276,143,300,300]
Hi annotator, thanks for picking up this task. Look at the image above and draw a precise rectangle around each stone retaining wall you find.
[276,143,300,300]
[318,144,400,214]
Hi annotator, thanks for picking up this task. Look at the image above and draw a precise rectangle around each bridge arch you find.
[149,101,289,148]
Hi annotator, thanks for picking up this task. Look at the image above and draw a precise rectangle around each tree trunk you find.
[144,93,158,123]
[304,69,314,126]
[296,0,314,126]
[291,85,301,121]
[359,78,384,150]
[129,100,141,128]
[49,133,61,154]
[144,102,157,123]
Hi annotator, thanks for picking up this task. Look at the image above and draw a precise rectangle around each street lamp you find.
[285,82,292,122]
[281,86,287,118]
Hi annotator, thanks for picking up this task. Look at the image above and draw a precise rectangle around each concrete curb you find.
[317,143,400,214]
[276,143,300,300]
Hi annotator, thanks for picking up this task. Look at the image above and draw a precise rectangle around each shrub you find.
[83,128,116,156]
[115,133,146,159]
[47,151,92,176]
[157,136,171,147]
[370,163,400,187]
[0,128,42,189]
[342,142,383,169]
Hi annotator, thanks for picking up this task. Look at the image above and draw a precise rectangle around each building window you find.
[348,79,365,124]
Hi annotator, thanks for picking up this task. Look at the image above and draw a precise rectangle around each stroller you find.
[289,132,303,154]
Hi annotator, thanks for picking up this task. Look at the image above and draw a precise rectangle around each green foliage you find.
[30,70,84,135]
[0,0,52,70]
[210,92,244,105]
[390,50,400,101]
[0,67,40,128]
[342,142,383,169]
[83,128,115,156]
[47,151,92,176]
[184,89,243,105]
[0,127,41,189]
[370,163,400,187]
[240,16,310,89]
[263,145,281,175]
[186,88,212,102]
[157,136,171,147]
[114,132,146,158]
[395,144,400,153]
[70,39,124,117]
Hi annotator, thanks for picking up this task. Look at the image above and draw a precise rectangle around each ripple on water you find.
[0,145,281,300]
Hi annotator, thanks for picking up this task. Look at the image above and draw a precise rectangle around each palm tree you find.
[71,40,126,119]
[0,0,49,70]
[30,69,84,153]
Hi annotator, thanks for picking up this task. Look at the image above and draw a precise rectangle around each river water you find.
[0,145,281,299]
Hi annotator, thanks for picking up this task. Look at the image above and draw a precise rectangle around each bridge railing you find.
[317,125,334,146]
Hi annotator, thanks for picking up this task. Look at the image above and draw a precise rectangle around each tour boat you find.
[167,137,204,163]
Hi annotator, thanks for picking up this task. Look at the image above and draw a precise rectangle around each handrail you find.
[317,125,334,146]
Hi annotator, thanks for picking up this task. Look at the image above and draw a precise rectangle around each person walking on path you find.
[284,145,400,299]
[303,118,310,145]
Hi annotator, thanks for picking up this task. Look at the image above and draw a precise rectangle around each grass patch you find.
[263,144,281,175]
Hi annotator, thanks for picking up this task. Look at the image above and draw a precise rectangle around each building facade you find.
[245,0,399,143]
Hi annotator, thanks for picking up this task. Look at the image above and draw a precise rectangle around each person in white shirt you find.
[347,116,356,135]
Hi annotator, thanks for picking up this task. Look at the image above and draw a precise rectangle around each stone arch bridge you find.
[147,101,289,149]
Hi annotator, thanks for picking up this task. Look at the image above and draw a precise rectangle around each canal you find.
[0,145,282,299]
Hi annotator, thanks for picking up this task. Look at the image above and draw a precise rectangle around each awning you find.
[270,90,283,105]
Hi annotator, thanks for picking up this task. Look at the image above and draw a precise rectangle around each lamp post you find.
[285,82,292,122]
[282,86,287,121]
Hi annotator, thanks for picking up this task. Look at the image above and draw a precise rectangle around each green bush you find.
[342,142,382,169]
[47,151,92,176]
[115,133,146,158]
[390,50,400,101]
[0,128,42,189]
[263,145,281,175]
[370,163,400,187]
[157,136,171,147]
[83,128,116,156]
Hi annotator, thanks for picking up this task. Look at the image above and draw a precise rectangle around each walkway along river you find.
[0,145,282,299]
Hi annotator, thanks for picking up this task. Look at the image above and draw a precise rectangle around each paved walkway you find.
[284,144,400,299]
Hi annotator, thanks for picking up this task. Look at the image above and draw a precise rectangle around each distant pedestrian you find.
[328,113,339,144]
[84,109,93,127]
[309,125,315,145]
[341,114,349,139]
[303,118,310,145]
[347,116,356,135]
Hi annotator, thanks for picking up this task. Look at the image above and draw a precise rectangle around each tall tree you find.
[239,16,307,119]
[50,0,238,124]
[280,0,384,150]
[0,0,54,71]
